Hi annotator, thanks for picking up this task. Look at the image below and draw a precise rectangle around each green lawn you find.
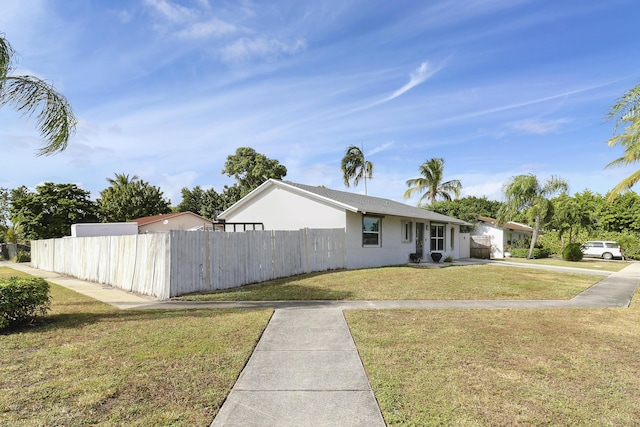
[179,264,601,301]
[347,301,640,426]
[498,256,629,272]
[0,267,272,427]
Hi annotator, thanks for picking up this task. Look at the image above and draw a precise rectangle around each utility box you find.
[71,223,138,237]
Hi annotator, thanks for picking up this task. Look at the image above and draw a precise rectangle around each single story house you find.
[133,212,214,233]
[217,179,471,269]
[471,216,533,259]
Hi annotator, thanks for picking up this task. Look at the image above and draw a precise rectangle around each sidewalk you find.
[211,309,385,426]
[0,261,157,309]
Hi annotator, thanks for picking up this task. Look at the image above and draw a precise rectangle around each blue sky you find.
[1,0,639,206]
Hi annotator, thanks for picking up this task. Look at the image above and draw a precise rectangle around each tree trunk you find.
[528,215,541,259]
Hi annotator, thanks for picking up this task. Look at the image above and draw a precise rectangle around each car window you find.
[605,242,619,248]
[592,242,604,247]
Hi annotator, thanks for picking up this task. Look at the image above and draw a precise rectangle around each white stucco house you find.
[217,179,470,269]
[471,216,533,259]
[133,212,214,233]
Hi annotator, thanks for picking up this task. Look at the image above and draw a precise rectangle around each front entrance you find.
[415,222,424,257]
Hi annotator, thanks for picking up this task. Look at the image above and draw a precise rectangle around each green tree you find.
[0,187,8,241]
[222,147,287,198]
[9,183,98,239]
[599,191,640,233]
[605,83,640,200]
[431,196,503,228]
[98,173,171,222]
[1,33,76,155]
[497,174,568,259]
[341,145,373,195]
[404,158,462,205]
[177,186,223,219]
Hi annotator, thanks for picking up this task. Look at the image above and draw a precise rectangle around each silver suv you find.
[581,241,623,260]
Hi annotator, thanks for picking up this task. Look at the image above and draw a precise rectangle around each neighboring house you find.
[471,216,533,259]
[217,179,470,269]
[133,212,214,233]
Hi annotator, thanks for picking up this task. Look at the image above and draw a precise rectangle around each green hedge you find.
[0,277,50,329]
[562,243,584,261]
[510,247,551,259]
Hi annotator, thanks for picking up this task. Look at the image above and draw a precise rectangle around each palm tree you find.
[106,173,140,187]
[341,145,373,195]
[403,158,462,205]
[605,83,640,200]
[1,34,76,156]
[497,174,568,259]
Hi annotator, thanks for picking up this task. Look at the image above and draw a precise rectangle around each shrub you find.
[444,255,453,263]
[510,247,551,259]
[0,277,50,329]
[562,243,584,262]
[14,250,31,263]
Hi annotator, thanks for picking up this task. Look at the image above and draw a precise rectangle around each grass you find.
[178,264,602,301]
[499,256,629,272]
[0,267,272,427]
[346,300,640,426]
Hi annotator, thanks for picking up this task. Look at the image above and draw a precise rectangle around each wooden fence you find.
[30,229,346,299]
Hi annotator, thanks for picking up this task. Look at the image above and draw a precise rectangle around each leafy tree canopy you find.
[1,33,76,155]
[177,185,223,219]
[9,182,98,240]
[98,173,171,222]
[341,145,373,195]
[431,196,504,226]
[404,158,462,205]
[222,147,287,198]
[605,83,640,199]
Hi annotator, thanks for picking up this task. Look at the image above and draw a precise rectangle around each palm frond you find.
[1,75,77,156]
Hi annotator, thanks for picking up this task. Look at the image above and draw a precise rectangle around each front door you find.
[415,222,424,257]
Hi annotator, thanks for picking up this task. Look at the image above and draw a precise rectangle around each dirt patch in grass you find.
[179,265,600,301]
[1,270,271,426]
[346,302,640,426]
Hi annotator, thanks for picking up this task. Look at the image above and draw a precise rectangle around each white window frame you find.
[362,216,382,247]
[401,220,413,243]
[430,223,445,251]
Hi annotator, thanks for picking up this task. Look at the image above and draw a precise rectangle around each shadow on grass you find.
[180,270,356,301]
[1,307,257,335]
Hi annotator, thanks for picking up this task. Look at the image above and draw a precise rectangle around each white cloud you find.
[511,119,570,135]
[176,17,238,39]
[220,37,308,63]
[145,0,196,23]
[368,141,395,156]
[384,61,436,102]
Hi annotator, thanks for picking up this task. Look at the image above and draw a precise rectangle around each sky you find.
[1,0,639,207]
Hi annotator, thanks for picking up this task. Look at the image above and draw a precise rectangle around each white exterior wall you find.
[471,223,505,258]
[140,215,213,233]
[222,185,347,230]
[71,222,138,237]
[344,212,464,269]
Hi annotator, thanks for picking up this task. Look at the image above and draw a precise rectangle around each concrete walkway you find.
[2,260,639,426]
[211,309,385,426]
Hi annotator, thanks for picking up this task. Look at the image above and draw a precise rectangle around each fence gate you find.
[470,235,491,259]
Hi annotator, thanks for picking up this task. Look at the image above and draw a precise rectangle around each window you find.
[363,216,381,247]
[450,227,455,250]
[430,223,444,251]
[401,220,412,243]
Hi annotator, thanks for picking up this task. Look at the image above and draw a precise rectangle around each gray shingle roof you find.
[282,181,469,225]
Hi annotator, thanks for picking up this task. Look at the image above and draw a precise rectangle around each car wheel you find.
[603,252,613,260]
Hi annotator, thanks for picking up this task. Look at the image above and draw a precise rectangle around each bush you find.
[510,247,551,259]
[0,277,50,329]
[444,255,453,263]
[14,249,31,263]
[562,243,584,261]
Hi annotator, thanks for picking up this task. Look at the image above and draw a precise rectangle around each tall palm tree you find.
[403,158,462,205]
[341,145,373,195]
[106,173,140,187]
[605,83,640,200]
[1,34,76,156]
[497,174,568,259]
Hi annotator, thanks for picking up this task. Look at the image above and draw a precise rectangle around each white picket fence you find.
[31,229,346,299]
